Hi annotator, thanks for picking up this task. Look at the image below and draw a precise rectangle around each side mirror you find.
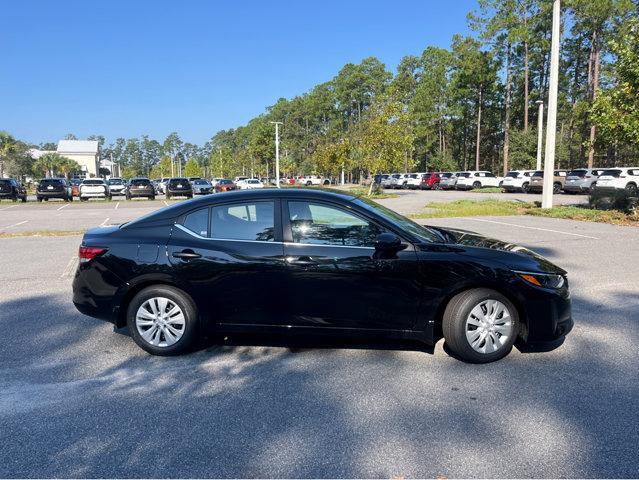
[374,232,405,252]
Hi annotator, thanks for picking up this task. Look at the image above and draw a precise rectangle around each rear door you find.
[167,199,289,327]
[281,199,420,331]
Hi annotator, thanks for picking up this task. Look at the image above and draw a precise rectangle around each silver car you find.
[439,172,462,190]
[191,179,213,195]
[563,168,605,194]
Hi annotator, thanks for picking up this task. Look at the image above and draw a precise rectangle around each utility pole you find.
[535,100,544,171]
[270,121,283,188]
[542,0,561,209]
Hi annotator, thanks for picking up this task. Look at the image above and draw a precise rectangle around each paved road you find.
[1,197,638,477]
[0,188,590,234]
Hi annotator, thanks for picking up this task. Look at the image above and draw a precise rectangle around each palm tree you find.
[0,131,17,177]
[32,153,79,178]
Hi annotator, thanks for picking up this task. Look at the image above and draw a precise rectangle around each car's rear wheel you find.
[472,181,481,189]
[553,182,562,194]
[443,288,519,363]
[127,285,198,356]
[522,182,530,193]
[626,183,638,196]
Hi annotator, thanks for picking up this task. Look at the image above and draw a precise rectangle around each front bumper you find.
[518,283,573,343]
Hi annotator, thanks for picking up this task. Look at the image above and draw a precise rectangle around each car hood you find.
[427,226,566,275]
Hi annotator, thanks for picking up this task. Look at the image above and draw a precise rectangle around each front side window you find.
[288,201,382,247]
[182,208,209,237]
[211,201,274,241]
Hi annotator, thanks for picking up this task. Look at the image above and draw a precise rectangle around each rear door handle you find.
[286,255,318,266]
[172,250,202,260]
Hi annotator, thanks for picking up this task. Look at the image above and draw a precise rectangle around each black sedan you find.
[72,189,572,363]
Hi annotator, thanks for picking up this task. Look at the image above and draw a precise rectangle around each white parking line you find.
[60,255,79,279]
[469,218,600,239]
[115,202,120,210]
[57,203,70,211]
[0,204,18,211]
[100,217,110,226]
[163,201,169,206]
[1,220,28,230]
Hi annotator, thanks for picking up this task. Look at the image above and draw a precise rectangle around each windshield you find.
[440,173,453,178]
[39,179,63,186]
[353,197,444,243]
[130,179,151,186]
[82,180,104,185]
[457,172,471,178]
[506,171,520,178]
[108,179,124,185]
[193,180,210,185]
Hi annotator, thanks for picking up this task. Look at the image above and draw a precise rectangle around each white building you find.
[56,140,100,178]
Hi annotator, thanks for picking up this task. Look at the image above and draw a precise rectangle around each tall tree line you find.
[2,0,637,181]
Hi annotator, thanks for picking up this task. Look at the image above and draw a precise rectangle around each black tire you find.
[522,182,530,193]
[472,181,481,189]
[44,197,49,201]
[126,194,131,200]
[127,285,199,356]
[625,183,638,196]
[37,196,42,202]
[21,196,27,203]
[166,193,171,200]
[553,182,562,194]
[11,195,18,202]
[442,288,519,363]
[149,195,155,200]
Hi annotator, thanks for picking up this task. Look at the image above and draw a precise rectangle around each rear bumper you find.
[128,190,154,197]
[563,184,589,192]
[37,191,67,198]
[81,192,108,198]
[167,189,192,196]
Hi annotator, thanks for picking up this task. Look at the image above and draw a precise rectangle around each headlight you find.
[516,271,565,289]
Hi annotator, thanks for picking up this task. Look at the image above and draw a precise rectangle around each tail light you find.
[79,246,107,263]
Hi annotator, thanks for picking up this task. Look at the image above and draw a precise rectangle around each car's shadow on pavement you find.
[1,290,639,478]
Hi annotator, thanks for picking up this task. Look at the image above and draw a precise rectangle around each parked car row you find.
[379,167,639,195]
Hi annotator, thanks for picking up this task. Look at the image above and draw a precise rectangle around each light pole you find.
[542,0,561,209]
[535,100,544,171]
[270,121,283,188]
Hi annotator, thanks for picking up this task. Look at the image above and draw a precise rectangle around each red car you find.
[214,179,237,193]
[420,172,441,190]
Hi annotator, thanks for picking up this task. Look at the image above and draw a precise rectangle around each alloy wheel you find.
[465,299,512,354]
[135,297,186,347]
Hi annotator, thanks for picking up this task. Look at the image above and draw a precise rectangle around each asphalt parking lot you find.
[1,190,638,477]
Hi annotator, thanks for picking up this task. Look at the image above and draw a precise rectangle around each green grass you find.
[0,230,85,238]
[348,186,399,199]
[411,199,638,226]
[469,187,504,193]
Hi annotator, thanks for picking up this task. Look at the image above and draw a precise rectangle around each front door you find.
[281,200,420,331]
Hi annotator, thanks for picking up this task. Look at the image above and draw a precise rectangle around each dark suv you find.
[36,178,72,202]
[0,178,27,202]
[165,178,193,199]
[126,178,155,200]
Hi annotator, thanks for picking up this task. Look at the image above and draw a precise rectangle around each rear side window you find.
[211,201,275,242]
[601,170,622,177]
[40,179,63,186]
[82,180,105,185]
[629,169,639,176]
[568,170,587,177]
[182,208,209,237]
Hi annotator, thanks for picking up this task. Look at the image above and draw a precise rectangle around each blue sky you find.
[1,0,475,146]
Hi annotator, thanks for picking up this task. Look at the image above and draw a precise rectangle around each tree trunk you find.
[503,43,511,176]
[475,83,483,171]
[587,30,601,169]
[524,40,529,132]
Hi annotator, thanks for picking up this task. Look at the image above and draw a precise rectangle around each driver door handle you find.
[172,249,202,260]
[286,255,318,266]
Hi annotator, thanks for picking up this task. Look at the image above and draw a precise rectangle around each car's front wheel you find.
[442,288,519,363]
[127,285,198,356]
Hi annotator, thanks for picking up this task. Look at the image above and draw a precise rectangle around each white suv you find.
[593,167,639,195]
[389,173,409,189]
[405,173,425,189]
[80,179,110,202]
[502,170,537,193]
[297,175,326,186]
[439,172,462,190]
[455,171,502,190]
